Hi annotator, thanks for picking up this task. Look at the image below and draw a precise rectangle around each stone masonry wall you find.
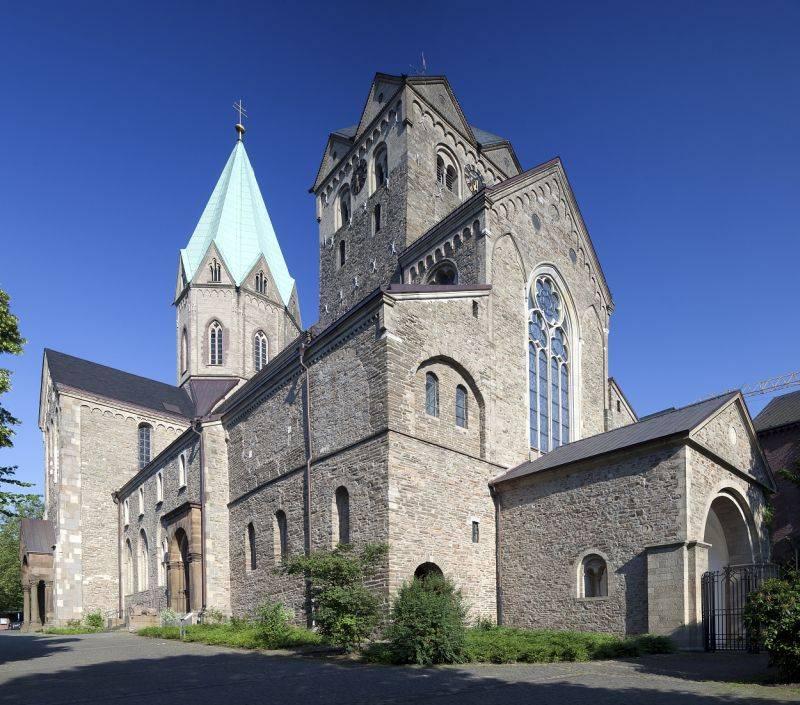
[497,444,685,635]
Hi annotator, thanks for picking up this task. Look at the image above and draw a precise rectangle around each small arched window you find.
[436,156,445,185]
[372,203,381,234]
[156,471,163,503]
[373,144,388,191]
[209,258,222,282]
[581,554,608,598]
[455,385,468,428]
[138,530,149,592]
[254,331,269,372]
[425,372,439,417]
[125,539,133,595]
[246,522,256,571]
[338,240,346,268]
[445,165,456,191]
[180,328,188,374]
[209,321,223,366]
[138,487,144,516]
[333,486,350,546]
[138,424,152,470]
[178,453,187,488]
[254,270,266,294]
[435,148,460,195]
[338,187,351,229]
[426,262,458,285]
[123,499,130,526]
[159,535,168,586]
[274,510,288,561]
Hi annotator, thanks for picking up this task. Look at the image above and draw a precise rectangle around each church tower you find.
[174,119,301,390]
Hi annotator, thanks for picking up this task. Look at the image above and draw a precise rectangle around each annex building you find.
[20,73,775,648]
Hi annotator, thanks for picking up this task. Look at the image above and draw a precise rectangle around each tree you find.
[0,494,44,612]
[0,288,34,518]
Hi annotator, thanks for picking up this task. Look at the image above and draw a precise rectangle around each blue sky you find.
[1,1,798,495]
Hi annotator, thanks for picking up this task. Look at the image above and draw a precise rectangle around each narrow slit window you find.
[455,385,468,428]
[425,372,439,417]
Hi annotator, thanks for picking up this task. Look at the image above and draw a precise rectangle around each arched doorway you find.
[168,528,190,613]
[37,581,46,625]
[414,562,444,580]
[704,493,755,570]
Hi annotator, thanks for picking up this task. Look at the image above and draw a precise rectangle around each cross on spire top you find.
[233,99,247,141]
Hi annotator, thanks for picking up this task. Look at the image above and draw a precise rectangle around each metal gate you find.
[701,564,778,652]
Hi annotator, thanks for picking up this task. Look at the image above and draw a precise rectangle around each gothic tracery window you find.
[254,331,269,372]
[528,276,571,452]
[138,423,152,470]
[209,321,223,365]
[254,270,266,294]
[209,258,222,282]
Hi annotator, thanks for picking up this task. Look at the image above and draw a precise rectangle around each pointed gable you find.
[408,76,476,144]
[180,140,295,305]
[354,73,404,140]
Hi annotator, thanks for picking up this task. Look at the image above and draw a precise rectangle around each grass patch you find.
[364,627,674,665]
[138,622,323,651]
[43,626,103,635]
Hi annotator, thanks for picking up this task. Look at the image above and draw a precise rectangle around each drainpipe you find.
[298,332,314,626]
[189,419,207,614]
[112,491,122,619]
[490,484,503,626]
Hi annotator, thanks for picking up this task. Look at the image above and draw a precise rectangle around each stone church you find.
[21,73,775,647]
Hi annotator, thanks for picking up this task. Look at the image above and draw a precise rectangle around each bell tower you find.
[174,113,301,389]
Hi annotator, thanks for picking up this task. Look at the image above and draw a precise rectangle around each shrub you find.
[282,543,386,651]
[84,610,104,630]
[743,575,800,680]
[202,607,226,625]
[159,608,179,627]
[386,575,467,665]
[254,599,293,647]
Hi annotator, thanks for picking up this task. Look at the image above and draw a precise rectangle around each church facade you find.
[22,73,774,648]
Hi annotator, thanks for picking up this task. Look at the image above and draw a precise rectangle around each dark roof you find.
[470,126,506,147]
[384,283,492,295]
[20,519,55,554]
[754,388,800,433]
[332,125,357,140]
[45,349,195,419]
[187,378,238,417]
[493,392,738,485]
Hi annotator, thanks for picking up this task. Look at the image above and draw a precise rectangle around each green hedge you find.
[138,622,322,650]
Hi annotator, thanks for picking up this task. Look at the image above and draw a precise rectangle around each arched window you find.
[209,258,221,282]
[426,262,458,285]
[138,424,152,470]
[180,328,188,374]
[138,487,144,516]
[435,148,460,195]
[338,240,346,267]
[337,187,351,229]
[254,270,266,294]
[425,372,439,417]
[209,321,223,365]
[138,530,149,592]
[373,143,388,191]
[581,554,608,598]
[254,331,269,372]
[125,539,133,595]
[455,385,468,428]
[274,510,288,561]
[246,522,256,571]
[123,498,130,526]
[372,203,381,234]
[436,155,445,185]
[178,453,187,488]
[156,471,163,503]
[159,536,168,586]
[528,275,571,452]
[333,486,350,546]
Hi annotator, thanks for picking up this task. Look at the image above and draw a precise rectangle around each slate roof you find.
[332,126,357,140]
[20,519,55,554]
[44,349,195,419]
[754,388,800,433]
[493,392,739,485]
[470,126,506,147]
[180,140,296,305]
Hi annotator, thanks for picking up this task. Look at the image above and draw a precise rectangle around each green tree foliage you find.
[386,574,468,665]
[282,543,386,650]
[743,574,800,680]
[0,494,44,611]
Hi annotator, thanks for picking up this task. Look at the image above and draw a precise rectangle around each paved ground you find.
[1,631,798,704]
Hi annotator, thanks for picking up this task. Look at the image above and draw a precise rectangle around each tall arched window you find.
[178,452,187,487]
[435,148,460,195]
[138,530,149,592]
[180,328,188,374]
[138,424,152,470]
[125,539,133,595]
[138,487,144,516]
[425,372,439,417]
[372,203,381,234]
[159,536,168,586]
[274,510,288,561]
[209,258,221,282]
[373,143,388,191]
[254,331,269,372]
[528,275,571,452]
[246,522,257,571]
[156,471,163,503]
[581,554,608,598]
[254,270,266,294]
[209,321,223,365]
[337,186,351,229]
[455,385,468,428]
[333,486,350,546]
[338,240,346,267]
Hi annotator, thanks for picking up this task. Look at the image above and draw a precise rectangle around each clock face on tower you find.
[351,159,368,195]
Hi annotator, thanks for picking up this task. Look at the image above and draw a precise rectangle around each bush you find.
[743,575,800,680]
[282,543,386,651]
[159,608,179,627]
[385,575,467,665]
[84,610,104,630]
[254,599,293,647]
[137,621,322,650]
[202,607,226,625]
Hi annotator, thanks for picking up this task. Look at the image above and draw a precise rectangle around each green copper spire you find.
[180,133,295,306]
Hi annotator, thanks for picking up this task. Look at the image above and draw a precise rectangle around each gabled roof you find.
[44,349,194,419]
[493,392,739,485]
[470,126,506,147]
[20,519,55,554]
[754,388,800,433]
[180,140,295,305]
[331,125,357,140]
